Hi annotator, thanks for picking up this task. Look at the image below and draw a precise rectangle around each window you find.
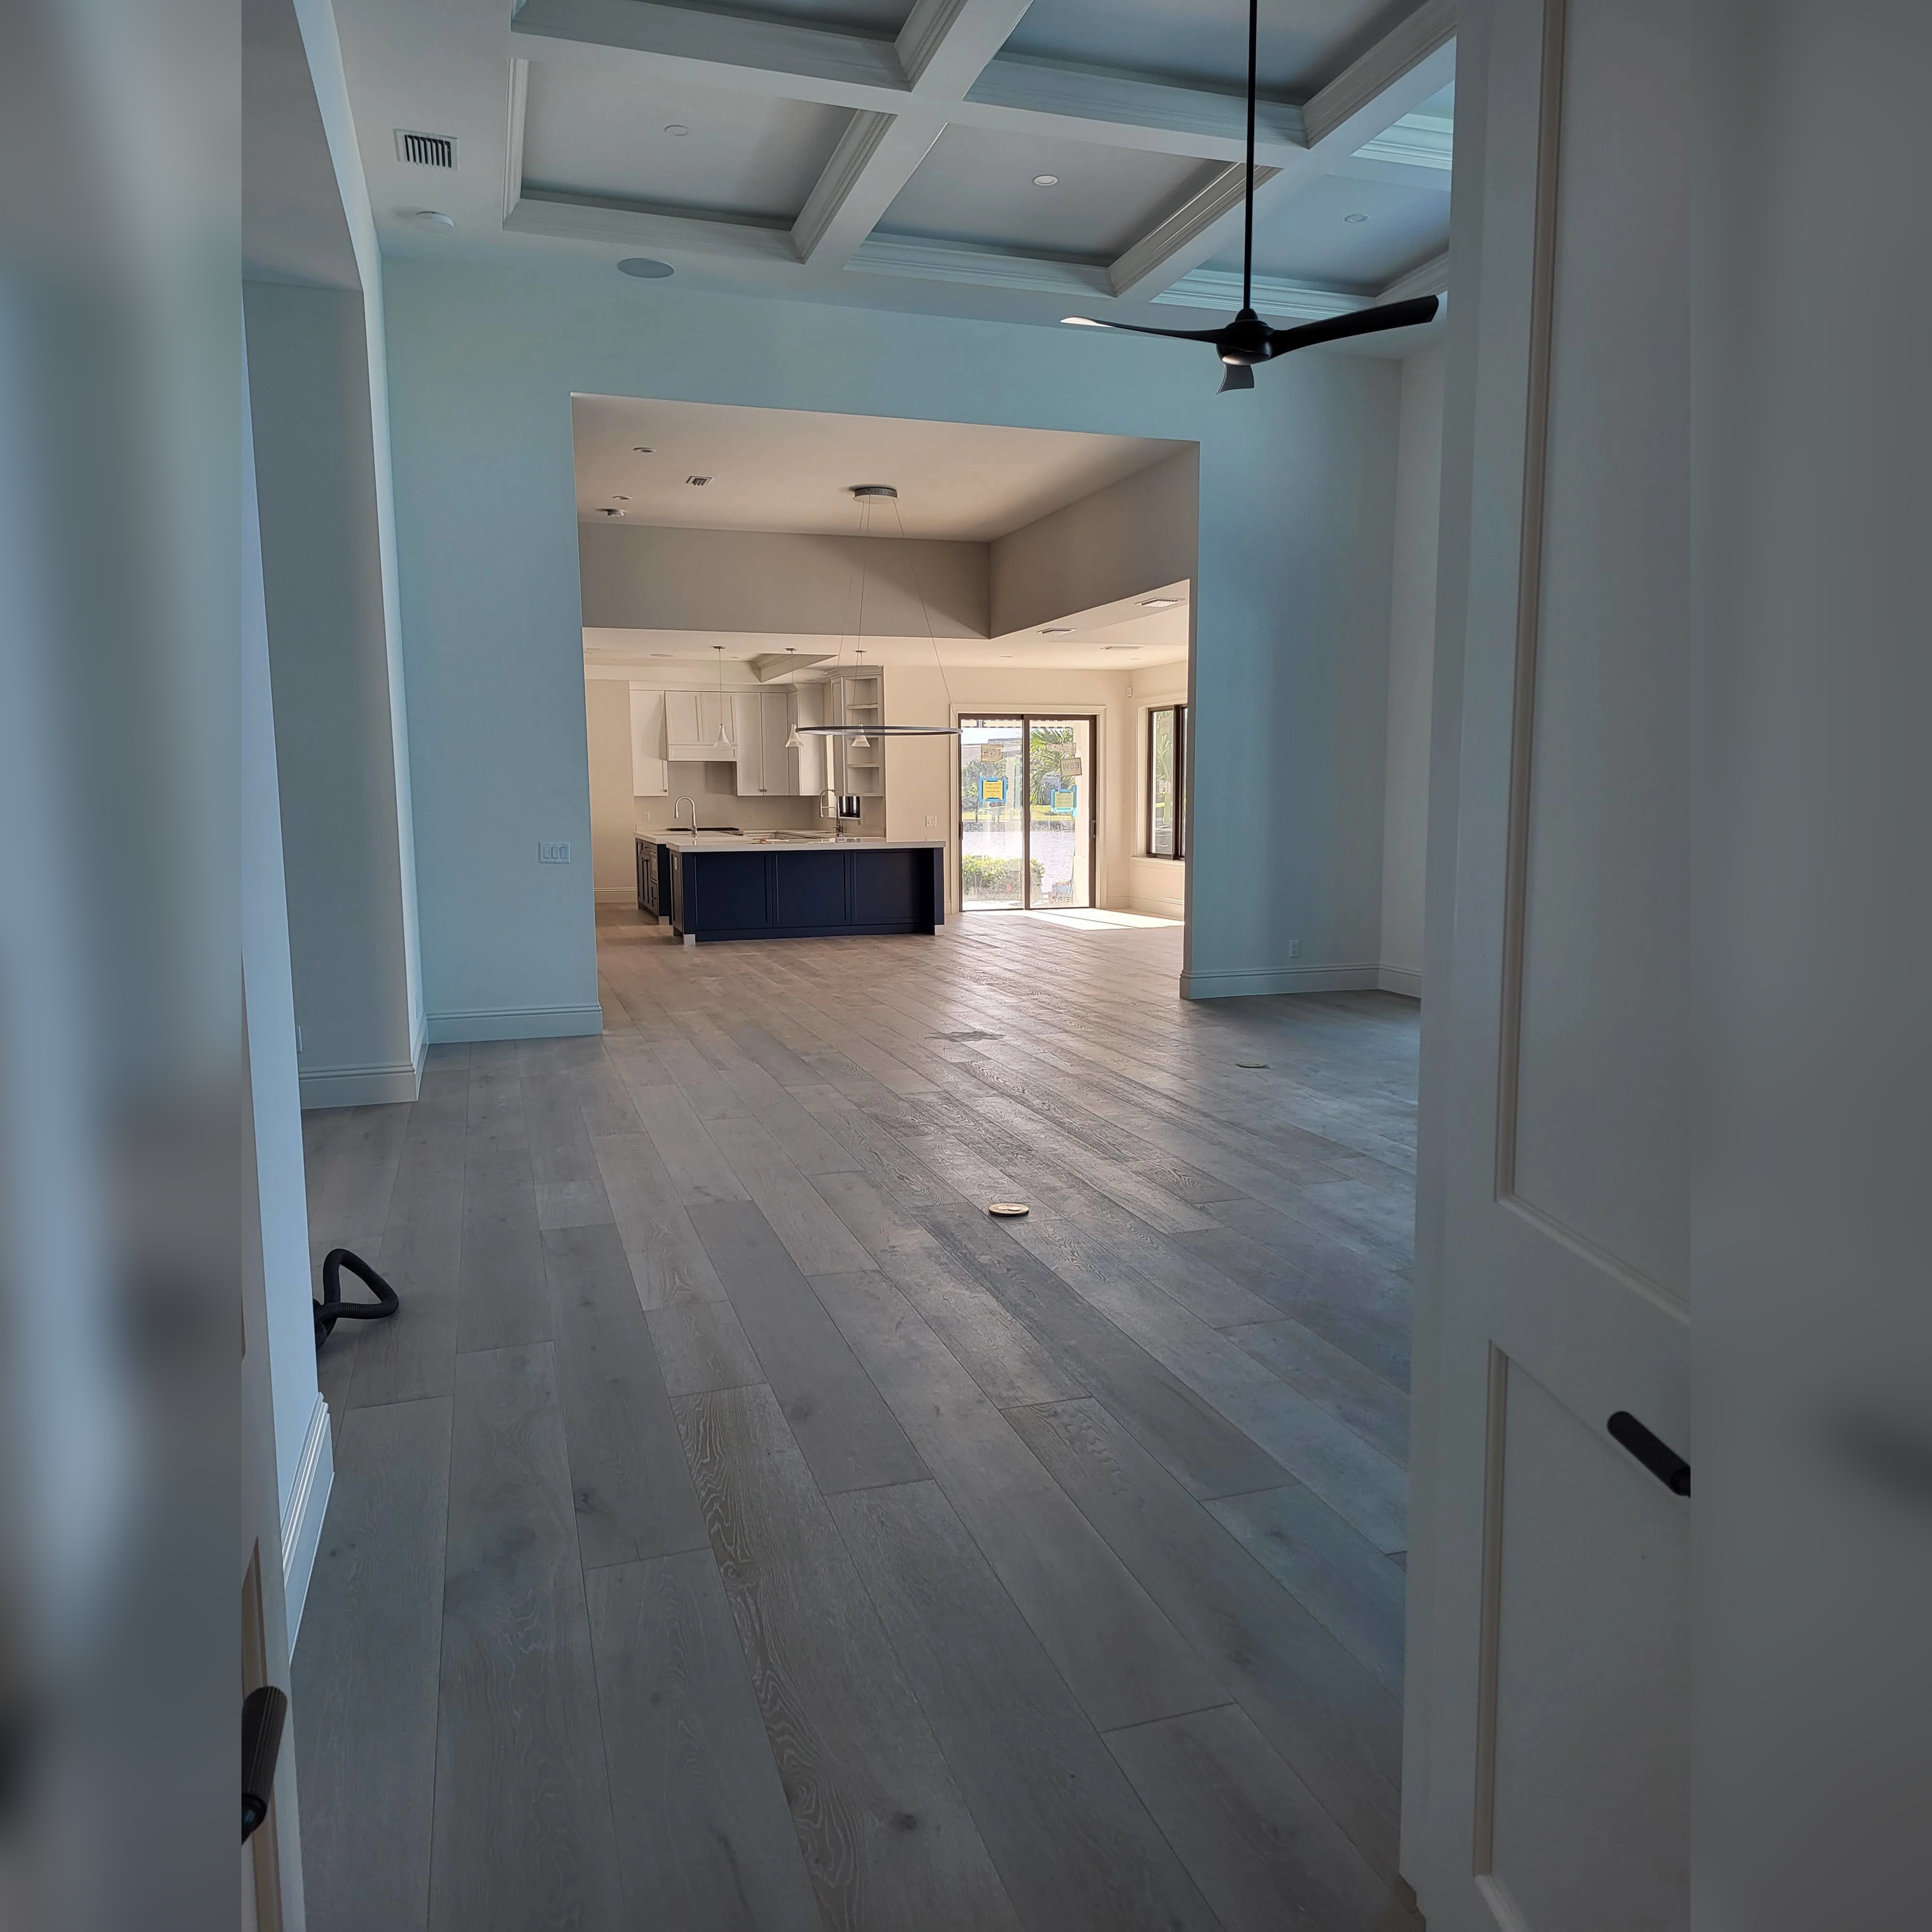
[1148,704,1186,858]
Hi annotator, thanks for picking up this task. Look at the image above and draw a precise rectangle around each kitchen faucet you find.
[672,796,697,834]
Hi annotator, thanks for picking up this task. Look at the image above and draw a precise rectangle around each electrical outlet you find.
[926,815,940,828]
[538,841,571,864]
[1289,938,1300,959]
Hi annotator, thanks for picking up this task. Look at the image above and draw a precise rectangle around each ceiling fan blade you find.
[1218,363,1256,392]
[1061,316,1227,342]
[1267,294,1440,355]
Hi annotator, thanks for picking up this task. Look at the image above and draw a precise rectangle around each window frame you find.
[1146,702,1187,860]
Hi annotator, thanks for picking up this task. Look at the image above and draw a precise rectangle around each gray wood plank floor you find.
[295,907,1422,1930]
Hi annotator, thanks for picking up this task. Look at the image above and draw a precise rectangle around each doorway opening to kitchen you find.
[959,715,1097,911]
[571,394,1195,940]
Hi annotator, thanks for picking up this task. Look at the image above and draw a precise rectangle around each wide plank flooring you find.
[295,906,1421,1930]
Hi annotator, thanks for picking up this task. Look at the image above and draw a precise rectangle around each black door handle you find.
[1607,1411,1691,1496]
[242,1685,288,1842]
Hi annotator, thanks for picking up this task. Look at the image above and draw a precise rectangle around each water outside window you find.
[959,715,1095,910]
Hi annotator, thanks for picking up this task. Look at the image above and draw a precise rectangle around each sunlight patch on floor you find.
[1005,907,1181,931]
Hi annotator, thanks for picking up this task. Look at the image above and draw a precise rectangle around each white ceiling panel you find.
[1002,0,1415,97]
[572,395,1186,540]
[522,64,853,221]
[1209,170,1450,287]
[878,124,1219,261]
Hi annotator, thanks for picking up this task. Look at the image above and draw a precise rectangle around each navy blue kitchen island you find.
[641,835,945,944]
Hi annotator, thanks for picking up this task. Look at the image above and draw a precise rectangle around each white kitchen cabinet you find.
[628,685,669,796]
[734,687,801,796]
[664,688,734,760]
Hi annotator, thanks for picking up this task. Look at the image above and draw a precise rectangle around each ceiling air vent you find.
[685,476,712,487]
[395,130,457,169]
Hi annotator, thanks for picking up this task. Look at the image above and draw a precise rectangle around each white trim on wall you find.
[282,1390,333,1653]
[426,1002,603,1044]
[297,1036,426,1110]
[1378,965,1423,999]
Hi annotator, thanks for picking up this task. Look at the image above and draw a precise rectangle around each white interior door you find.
[1404,2,1690,1926]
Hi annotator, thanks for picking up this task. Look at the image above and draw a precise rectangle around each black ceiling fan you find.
[1062,0,1440,391]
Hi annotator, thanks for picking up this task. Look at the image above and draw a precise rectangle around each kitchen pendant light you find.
[781,646,804,748]
[714,644,733,744]
[796,487,960,740]
[1059,0,1438,388]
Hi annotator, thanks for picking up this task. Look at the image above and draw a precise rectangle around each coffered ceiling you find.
[332,0,1452,337]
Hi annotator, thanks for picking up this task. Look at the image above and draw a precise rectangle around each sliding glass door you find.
[958,715,1095,910]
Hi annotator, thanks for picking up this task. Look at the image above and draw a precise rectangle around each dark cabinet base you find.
[635,839,674,919]
[670,845,943,942]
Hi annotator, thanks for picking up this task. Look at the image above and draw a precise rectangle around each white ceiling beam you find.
[1153,247,1450,320]
[1151,270,1363,320]
[792,110,945,267]
[1351,113,1453,171]
[958,54,1306,164]
[504,58,530,222]
[1301,0,1454,149]
[791,0,1030,269]
[896,0,1036,97]
[1378,249,1450,302]
[1108,163,1279,300]
[1098,1,1456,305]
[509,0,908,111]
[505,192,803,266]
[846,232,1113,300]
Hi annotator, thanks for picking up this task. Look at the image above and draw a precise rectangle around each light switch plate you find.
[538,841,571,864]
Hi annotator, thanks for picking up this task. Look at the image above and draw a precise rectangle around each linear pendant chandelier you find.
[794,485,960,740]
[1060,0,1439,390]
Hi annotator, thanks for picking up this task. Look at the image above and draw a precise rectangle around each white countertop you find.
[643,833,945,853]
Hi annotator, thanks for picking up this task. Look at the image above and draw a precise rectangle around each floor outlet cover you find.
[987,1202,1031,1217]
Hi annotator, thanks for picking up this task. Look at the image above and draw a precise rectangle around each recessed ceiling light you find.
[1104,645,1141,651]
[1033,174,1059,186]
[613,494,630,501]
[618,257,675,279]
[407,208,455,229]
[1139,596,1183,609]
[1042,626,1074,635]
[1345,212,1369,224]
[633,444,654,453]
[664,124,689,137]
[595,507,623,518]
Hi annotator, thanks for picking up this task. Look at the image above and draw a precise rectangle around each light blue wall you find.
[382,257,1401,1019]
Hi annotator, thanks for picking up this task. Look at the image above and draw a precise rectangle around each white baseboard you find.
[282,1391,333,1654]
[1180,962,1383,999]
[425,1002,604,1044]
[298,1037,424,1110]
[1377,966,1423,999]
[594,886,635,905]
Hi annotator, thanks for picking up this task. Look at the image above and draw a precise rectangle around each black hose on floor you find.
[314,1246,400,1348]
